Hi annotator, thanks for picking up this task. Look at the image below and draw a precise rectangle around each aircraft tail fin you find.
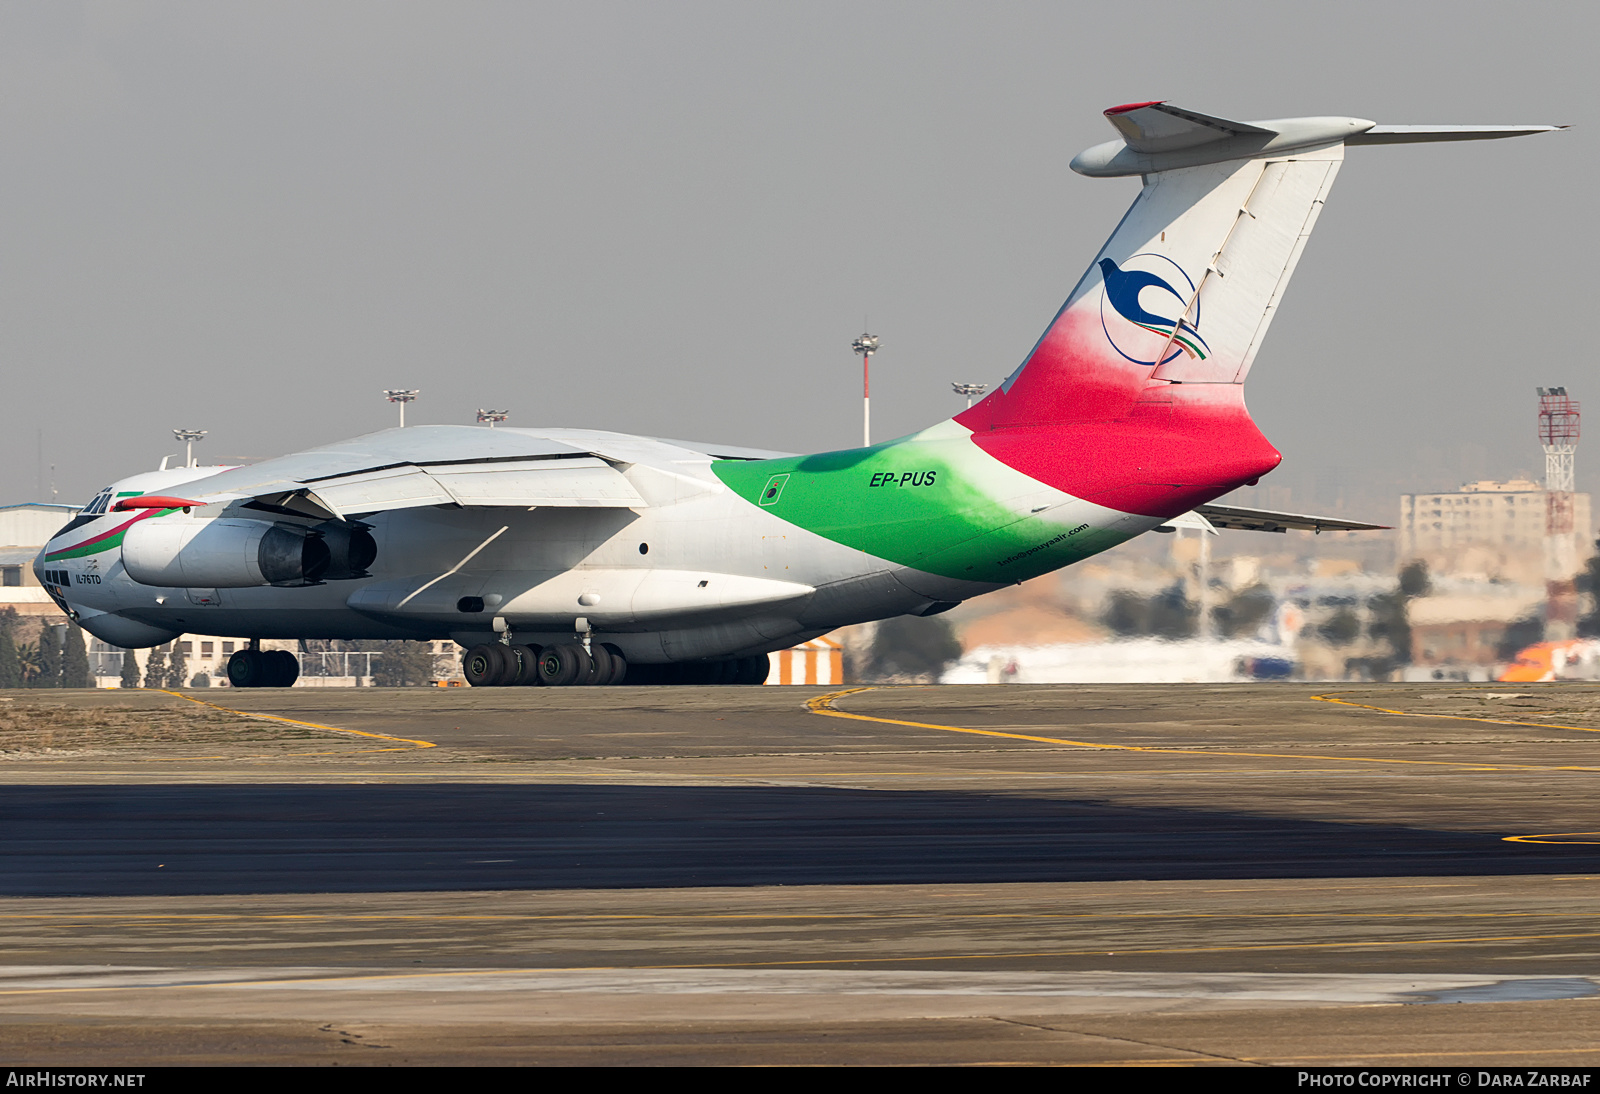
[956,103,1561,433]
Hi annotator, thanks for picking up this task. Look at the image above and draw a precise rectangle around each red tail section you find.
[949,104,1350,517]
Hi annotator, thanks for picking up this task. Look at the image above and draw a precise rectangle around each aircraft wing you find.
[1187,504,1389,534]
[161,426,655,520]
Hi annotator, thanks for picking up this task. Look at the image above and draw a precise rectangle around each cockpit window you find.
[84,489,113,515]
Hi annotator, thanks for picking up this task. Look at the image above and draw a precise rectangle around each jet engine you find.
[122,516,330,588]
[315,521,377,580]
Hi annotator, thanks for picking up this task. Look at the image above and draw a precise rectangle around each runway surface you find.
[2,682,1599,1065]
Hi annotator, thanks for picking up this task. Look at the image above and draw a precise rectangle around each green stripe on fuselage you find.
[712,424,1131,582]
[43,508,175,561]
[45,530,131,561]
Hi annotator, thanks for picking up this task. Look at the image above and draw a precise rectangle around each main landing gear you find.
[461,642,628,687]
[227,646,300,688]
[460,645,772,686]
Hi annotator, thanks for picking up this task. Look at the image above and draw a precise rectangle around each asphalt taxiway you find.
[2,682,1599,1065]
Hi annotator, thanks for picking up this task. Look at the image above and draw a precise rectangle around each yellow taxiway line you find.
[804,687,1600,774]
[155,688,436,752]
[1313,690,1600,734]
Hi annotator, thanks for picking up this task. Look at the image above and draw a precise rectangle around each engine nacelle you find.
[122,516,330,588]
[316,521,377,580]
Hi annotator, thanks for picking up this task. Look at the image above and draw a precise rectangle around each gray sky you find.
[1,1,1592,516]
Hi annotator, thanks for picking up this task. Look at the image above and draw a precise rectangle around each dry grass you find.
[0,699,324,754]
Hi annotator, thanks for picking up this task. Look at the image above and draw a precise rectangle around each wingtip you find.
[1104,100,1165,116]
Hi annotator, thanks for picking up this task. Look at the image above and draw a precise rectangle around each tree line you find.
[0,611,446,690]
[0,607,92,688]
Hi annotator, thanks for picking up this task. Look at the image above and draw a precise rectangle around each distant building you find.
[1407,589,1546,672]
[0,503,81,626]
[1398,480,1591,584]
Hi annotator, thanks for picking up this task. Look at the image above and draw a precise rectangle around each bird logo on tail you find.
[1098,255,1209,366]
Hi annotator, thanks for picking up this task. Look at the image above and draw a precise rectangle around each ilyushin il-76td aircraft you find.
[39,102,1560,688]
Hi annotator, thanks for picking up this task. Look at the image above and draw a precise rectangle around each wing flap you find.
[309,466,460,513]
[427,458,646,507]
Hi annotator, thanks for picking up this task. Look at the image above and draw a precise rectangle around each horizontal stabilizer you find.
[1103,101,1273,153]
[1072,103,1562,177]
[1191,504,1389,534]
[1348,124,1567,145]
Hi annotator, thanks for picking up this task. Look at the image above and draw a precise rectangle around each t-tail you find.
[713,102,1557,590]
[955,102,1562,517]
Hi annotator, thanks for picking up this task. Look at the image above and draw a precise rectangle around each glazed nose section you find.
[32,546,75,618]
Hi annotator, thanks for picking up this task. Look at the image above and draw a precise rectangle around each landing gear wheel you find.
[598,643,628,686]
[463,643,513,687]
[228,648,299,688]
[266,650,300,688]
[493,643,521,685]
[536,643,590,687]
[227,648,267,688]
[509,644,541,686]
[580,644,612,685]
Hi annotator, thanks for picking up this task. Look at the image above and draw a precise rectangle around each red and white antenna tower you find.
[1538,386,1580,495]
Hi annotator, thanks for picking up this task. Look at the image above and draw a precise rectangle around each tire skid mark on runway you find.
[3,910,1597,924]
[806,687,1600,775]
[156,689,436,753]
[8,929,1600,994]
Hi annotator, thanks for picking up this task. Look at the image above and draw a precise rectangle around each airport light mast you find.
[476,409,509,428]
[172,429,207,468]
[852,333,879,447]
[952,382,988,409]
[384,389,419,428]
[1538,386,1582,638]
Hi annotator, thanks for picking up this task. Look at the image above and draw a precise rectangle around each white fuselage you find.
[40,429,1131,664]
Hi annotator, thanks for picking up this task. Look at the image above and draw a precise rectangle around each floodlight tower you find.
[172,429,207,468]
[476,409,509,428]
[1538,386,1582,637]
[952,382,988,409]
[851,333,879,447]
[384,389,419,427]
